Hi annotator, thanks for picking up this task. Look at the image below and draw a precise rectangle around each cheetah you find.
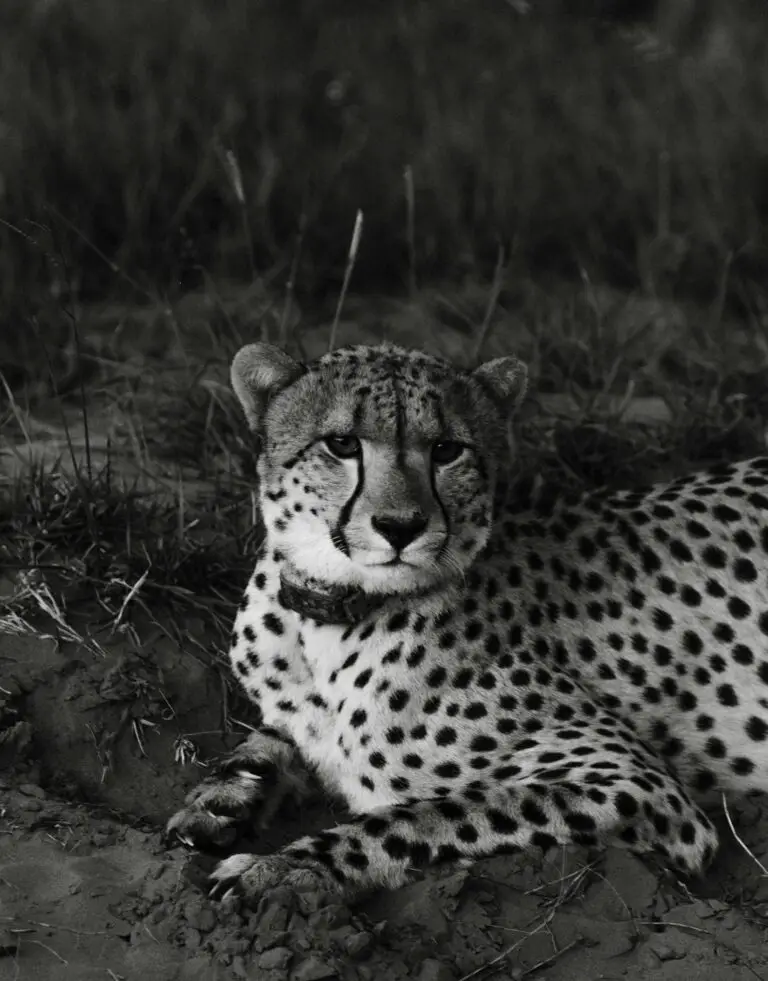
[168,341,768,904]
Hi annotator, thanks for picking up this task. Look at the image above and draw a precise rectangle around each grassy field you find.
[2,0,768,632]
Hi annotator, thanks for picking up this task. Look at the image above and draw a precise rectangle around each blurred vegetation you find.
[1,0,767,326]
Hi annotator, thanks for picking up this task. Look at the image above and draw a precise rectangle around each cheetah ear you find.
[472,356,528,410]
[231,343,305,432]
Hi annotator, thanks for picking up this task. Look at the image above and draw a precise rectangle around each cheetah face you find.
[232,343,527,596]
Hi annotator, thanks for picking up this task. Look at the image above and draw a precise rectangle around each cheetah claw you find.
[165,772,267,850]
[208,853,340,906]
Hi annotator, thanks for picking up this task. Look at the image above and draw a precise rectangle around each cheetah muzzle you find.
[168,340,768,907]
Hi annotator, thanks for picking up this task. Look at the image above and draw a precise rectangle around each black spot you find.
[680,585,702,608]
[746,716,768,741]
[652,609,674,631]
[717,684,739,707]
[434,762,461,778]
[678,691,697,711]
[679,821,696,845]
[345,851,370,870]
[525,692,544,711]
[693,667,711,686]
[389,689,410,711]
[426,666,448,687]
[727,597,751,620]
[386,727,405,745]
[682,631,703,656]
[732,644,753,666]
[731,757,755,776]
[263,612,284,635]
[669,540,693,562]
[383,834,409,859]
[705,736,726,758]
[614,791,638,817]
[470,735,498,752]
[564,811,597,832]
[713,622,734,643]
[403,753,423,769]
[363,816,389,836]
[693,770,715,792]
[406,645,426,668]
[706,579,726,599]
[354,669,373,688]
[488,809,519,834]
[436,800,466,820]
[387,612,410,633]
[530,831,558,853]
[382,645,402,664]
[642,546,663,573]
[436,727,457,746]
[734,529,755,550]
[520,797,548,825]
[713,504,740,523]
[734,557,757,583]
[578,638,597,662]
[701,545,727,569]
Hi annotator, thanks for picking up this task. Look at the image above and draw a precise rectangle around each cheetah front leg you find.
[166,726,313,850]
[208,753,719,903]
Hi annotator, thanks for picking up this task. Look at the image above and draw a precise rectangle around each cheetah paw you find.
[166,769,267,850]
[208,853,340,906]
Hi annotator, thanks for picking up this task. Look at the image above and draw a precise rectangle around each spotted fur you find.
[168,342,768,904]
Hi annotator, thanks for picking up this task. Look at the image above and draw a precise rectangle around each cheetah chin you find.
[168,341,768,907]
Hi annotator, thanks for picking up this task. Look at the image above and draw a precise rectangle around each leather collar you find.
[277,573,388,626]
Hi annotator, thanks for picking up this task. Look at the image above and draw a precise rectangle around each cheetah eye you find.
[324,434,361,459]
[432,440,465,465]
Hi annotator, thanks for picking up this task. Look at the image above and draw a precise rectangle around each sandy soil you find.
[3,620,768,981]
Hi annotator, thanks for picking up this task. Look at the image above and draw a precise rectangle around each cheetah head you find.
[232,342,527,598]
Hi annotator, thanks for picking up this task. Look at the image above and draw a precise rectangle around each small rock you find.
[706,899,729,913]
[418,959,456,981]
[16,798,42,812]
[185,904,216,933]
[307,904,351,931]
[258,946,293,970]
[297,891,330,915]
[179,955,216,980]
[231,955,249,978]
[342,930,373,959]
[291,954,337,980]
[18,782,46,799]
[182,927,202,949]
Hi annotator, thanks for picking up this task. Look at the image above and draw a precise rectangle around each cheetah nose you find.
[371,513,428,551]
